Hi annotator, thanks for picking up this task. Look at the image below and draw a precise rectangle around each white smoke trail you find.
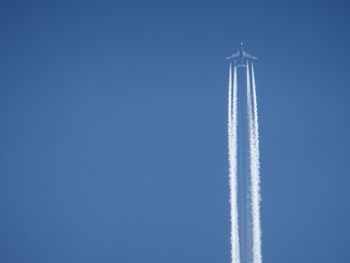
[250,63,262,263]
[245,62,254,262]
[228,63,240,263]
[246,62,262,263]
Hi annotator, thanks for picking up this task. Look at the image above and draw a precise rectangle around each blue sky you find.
[1,0,350,262]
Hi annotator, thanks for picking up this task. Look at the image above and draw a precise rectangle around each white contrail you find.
[246,62,262,263]
[245,62,254,262]
[228,63,240,263]
[250,63,262,263]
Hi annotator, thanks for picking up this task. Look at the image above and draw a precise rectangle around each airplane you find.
[226,42,257,67]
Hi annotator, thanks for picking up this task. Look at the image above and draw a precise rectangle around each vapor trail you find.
[228,63,240,263]
[250,63,262,263]
[245,62,254,262]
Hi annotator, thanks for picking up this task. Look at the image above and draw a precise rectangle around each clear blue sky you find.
[1,0,350,262]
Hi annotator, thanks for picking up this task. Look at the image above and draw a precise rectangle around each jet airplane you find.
[226,42,257,67]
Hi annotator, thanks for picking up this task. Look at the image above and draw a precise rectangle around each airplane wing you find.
[243,51,257,60]
[226,51,240,60]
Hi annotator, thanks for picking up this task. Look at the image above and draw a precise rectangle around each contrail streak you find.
[246,63,262,263]
[228,63,240,263]
[250,63,262,263]
[246,62,254,262]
